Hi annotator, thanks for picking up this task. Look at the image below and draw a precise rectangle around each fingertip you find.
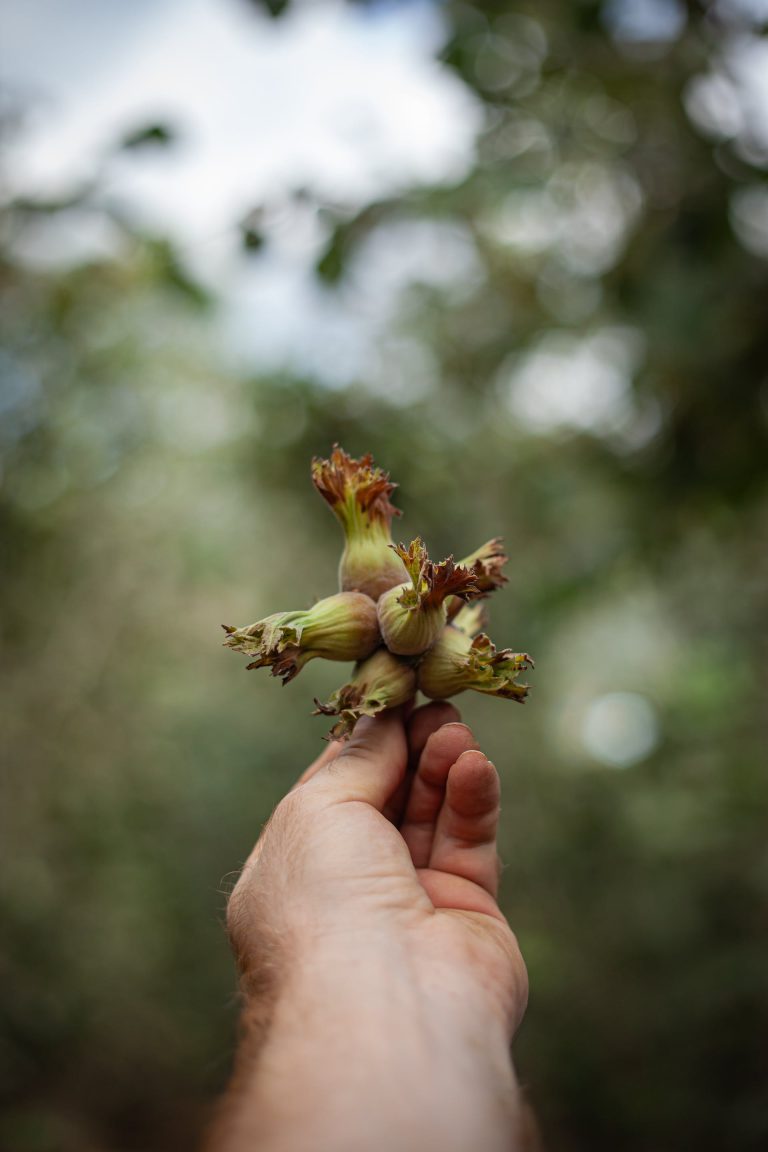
[344,706,403,749]
[406,701,463,765]
[453,747,497,772]
[455,746,494,763]
[418,723,479,786]
[447,750,500,817]
[345,713,376,742]
[439,721,475,737]
[408,700,462,731]
[424,722,477,755]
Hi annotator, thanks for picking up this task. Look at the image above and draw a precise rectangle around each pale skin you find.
[208,702,530,1152]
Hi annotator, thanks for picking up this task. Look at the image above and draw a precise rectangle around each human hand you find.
[227,702,526,1034]
[219,705,529,1152]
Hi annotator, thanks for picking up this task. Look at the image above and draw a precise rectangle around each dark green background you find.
[1,1,767,1148]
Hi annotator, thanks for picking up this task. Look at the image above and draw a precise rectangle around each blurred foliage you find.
[1,1,768,1150]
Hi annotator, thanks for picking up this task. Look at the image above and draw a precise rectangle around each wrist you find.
[292,929,513,1042]
[237,933,520,1152]
[245,922,515,1050]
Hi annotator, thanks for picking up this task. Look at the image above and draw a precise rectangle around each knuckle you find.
[225,789,307,951]
[224,849,267,949]
[506,929,530,1022]
[225,877,250,950]
[225,862,273,976]
[271,786,308,827]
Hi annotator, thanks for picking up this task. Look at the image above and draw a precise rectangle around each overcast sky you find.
[1,0,485,381]
[2,0,766,394]
[2,0,478,227]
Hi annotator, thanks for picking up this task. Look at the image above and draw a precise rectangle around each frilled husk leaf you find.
[392,538,480,610]
[377,538,480,655]
[447,539,508,619]
[312,445,400,529]
[460,538,509,594]
[311,446,407,600]
[313,647,417,740]
[222,591,380,684]
[418,625,533,702]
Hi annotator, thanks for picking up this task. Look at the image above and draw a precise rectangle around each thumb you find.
[303,709,407,811]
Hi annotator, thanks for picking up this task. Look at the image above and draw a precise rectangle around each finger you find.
[400,722,479,867]
[406,701,462,771]
[429,750,501,898]
[292,738,345,789]
[382,702,463,826]
[296,703,460,809]
[381,767,412,827]
[303,708,408,811]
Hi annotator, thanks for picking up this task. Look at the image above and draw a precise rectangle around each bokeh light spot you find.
[582,692,660,767]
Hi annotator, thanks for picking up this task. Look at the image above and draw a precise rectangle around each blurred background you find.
[1,0,767,1148]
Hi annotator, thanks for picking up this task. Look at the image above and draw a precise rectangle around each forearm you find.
[210,938,522,1152]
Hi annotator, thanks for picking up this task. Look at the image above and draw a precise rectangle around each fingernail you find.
[455,748,492,766]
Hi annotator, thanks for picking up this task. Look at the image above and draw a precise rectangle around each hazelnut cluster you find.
[223,447,532,740]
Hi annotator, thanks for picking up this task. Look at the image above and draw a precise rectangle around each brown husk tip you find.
[392,538,480,609]
[312,445,401,527]
[247,646,309,685]
[463,537,509,595]
[465,633,534,701]
[312,686,370,741]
